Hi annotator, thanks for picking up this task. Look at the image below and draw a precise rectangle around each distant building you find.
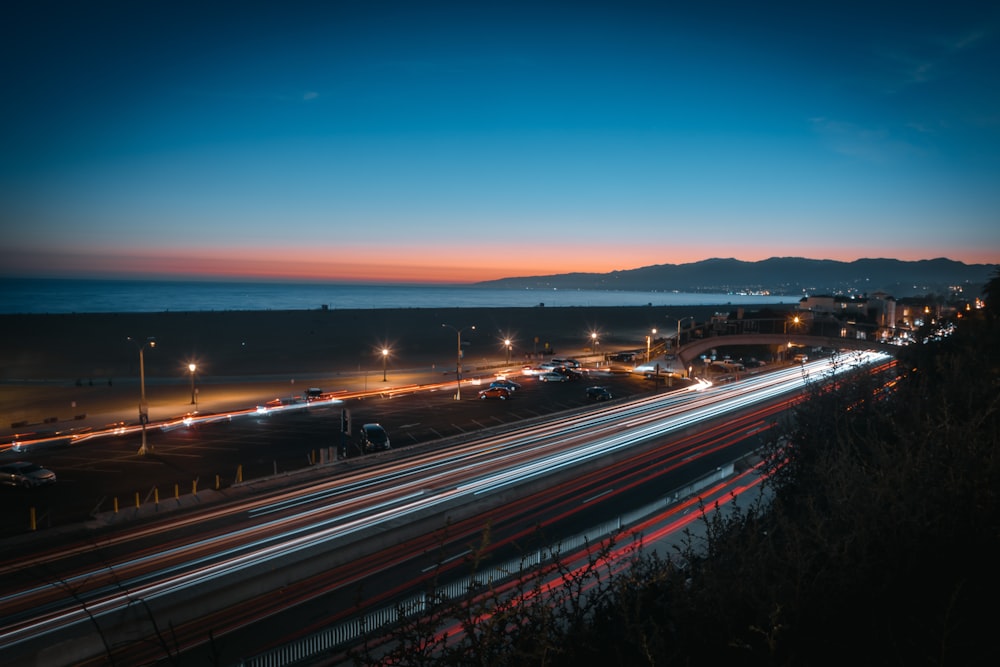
[797,293,897,341]
[795,291,963,343]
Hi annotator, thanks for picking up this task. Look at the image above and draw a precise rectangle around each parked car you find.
[359,423,391,453]
[539,372,569,382]
[586,386,613,401]
[490,379,521,392]
[479,387,512,400]
[0,462,57,488]
[793,354,808,363]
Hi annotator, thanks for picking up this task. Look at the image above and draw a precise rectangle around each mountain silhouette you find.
[474,257,997,298]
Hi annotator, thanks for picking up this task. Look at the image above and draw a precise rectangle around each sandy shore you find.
[1,304,792,434]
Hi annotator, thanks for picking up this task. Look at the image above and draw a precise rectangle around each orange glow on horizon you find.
[3,243,997,284]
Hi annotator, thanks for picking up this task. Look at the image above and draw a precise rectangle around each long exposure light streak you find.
[0,352,892,658]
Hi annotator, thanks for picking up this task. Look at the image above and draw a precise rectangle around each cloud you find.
[877,26,993,93]
[809,117,921,163]
[943,28,988,53]
[303,91,319,101]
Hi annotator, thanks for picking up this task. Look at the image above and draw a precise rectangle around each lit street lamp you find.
[646,328,657,362]
[128,336,156,456]
[442,323,475,399]
[188,363,197,405]
[590,331,599,357]
[381,347,389,382]
[784,315,802,361]
[504,338,512,365]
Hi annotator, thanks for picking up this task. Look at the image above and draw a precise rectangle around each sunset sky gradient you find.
[2,1,998,283]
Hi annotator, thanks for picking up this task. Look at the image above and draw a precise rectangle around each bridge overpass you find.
[662,334,898,376]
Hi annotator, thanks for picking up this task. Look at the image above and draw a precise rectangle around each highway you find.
[0,352,894,665]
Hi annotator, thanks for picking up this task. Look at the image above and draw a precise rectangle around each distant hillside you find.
[474,257,998,298]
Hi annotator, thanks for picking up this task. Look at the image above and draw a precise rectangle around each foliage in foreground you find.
[352,277,1000,666]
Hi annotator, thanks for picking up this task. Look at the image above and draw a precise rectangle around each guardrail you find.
[237,461,741,667]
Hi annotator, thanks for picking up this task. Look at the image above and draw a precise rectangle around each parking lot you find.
[1,368,680,535]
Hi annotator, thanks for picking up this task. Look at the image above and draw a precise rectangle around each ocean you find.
[0,278,792,314]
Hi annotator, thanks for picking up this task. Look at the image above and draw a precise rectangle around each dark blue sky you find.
[2,1,998,282]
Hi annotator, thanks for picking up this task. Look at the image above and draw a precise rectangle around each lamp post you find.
[674,316,696,350]
[646,328,657,362]
[590,331,599,357]
[128,336,156,456]
[442,323,475,400]
[504,338,512,366]
[188,363,197,405]
[783,315,801,361]
[381,348,389,382]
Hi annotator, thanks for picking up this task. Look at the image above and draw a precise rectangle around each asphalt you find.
[2,347,613,447]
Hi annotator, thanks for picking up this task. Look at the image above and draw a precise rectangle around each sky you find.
[2,0,998,284]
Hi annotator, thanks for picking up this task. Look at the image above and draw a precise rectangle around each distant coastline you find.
[0,277,792,315]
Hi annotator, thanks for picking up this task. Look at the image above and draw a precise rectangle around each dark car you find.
[489,379,521,392]
[554,367,582,381]
[359,423,391,453]
[0,462,57,488]
[479,386,512,400]
[586,386,613,401]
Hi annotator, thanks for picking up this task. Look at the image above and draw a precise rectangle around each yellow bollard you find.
[114,497,119,513]
[174,483,179,500]
[215,474,220,490]
[192,479,198,494]
[237,464,243,483]
[154,487,159,505]
[135,491,140,508]
[29,507,36,531]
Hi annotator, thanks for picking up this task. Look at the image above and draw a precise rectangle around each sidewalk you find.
[2,365,445,442]
[2,348,613,443]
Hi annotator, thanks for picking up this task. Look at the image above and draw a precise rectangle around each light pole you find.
[442,323,475,400]
[504,338,511,366]
[783,314,801,335]
[646,328,657,362]
[783,315,801,361]
[188,363,197,405]
[128,336,156,456]
[590,331,599,357]
[674,316,696,350]
[381,348,389,382]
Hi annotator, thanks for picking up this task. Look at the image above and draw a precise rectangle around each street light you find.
[646,328,658,362]
[784,315,802,361]
[128,336,156,456]
[381,347,389,382]
[188,363,197,405]
[504,338,512,366]
[442,323,475,400]
[590,331,599,357]
[674,316,696,350]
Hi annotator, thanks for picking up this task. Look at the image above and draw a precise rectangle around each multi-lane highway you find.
[0,352,894,666]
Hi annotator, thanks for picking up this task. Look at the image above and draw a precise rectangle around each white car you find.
[539,372,569,382]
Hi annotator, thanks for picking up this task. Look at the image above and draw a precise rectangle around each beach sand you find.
[0,304,791,433]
